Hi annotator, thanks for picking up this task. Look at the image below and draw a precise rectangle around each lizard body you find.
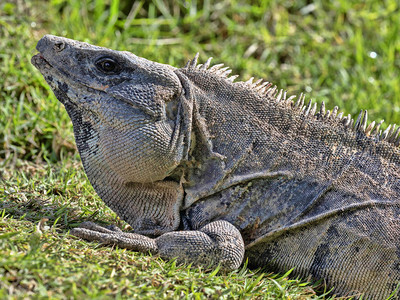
[32,35,400,299]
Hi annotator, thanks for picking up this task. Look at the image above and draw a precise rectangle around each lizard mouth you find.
[31,53,73,105]
[31,53,110,93]
[31,53,53,72]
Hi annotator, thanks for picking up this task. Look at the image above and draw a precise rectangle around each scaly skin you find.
[32,35,400,299]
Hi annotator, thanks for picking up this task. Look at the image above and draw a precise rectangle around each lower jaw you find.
[31,53,53,72]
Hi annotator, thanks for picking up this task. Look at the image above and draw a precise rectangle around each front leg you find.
[70,220,244,271]
[70,222,158,253]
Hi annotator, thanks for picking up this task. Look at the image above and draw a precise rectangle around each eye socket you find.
[95,57,120,74]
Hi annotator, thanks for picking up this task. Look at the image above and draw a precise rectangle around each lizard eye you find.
[95,57,120,74]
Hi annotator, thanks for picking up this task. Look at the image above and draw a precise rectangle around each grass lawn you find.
[1,0,399,298]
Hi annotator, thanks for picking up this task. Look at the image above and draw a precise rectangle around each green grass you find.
[1,0,400,298]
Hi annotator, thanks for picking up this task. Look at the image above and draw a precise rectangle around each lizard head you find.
[32,35,188,184]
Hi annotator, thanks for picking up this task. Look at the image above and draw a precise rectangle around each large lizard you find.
[31,35,400,299]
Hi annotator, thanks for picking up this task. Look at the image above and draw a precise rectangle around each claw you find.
[106,224,124,233]
[70,222,157,253]
[73,221,116,234]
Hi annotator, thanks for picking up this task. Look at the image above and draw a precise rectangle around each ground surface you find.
[1,0,400,299]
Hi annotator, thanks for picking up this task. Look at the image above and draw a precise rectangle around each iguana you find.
[31,35,400,299]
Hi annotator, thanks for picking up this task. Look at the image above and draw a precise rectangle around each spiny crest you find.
[183,54,400,147]
[184,53,234,80]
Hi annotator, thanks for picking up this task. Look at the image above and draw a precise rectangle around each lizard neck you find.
[65,102,184,235]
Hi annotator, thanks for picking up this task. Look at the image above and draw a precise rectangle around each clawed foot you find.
[70,221,158,253]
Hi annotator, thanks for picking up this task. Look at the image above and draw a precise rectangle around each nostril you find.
[53,41,65,52]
